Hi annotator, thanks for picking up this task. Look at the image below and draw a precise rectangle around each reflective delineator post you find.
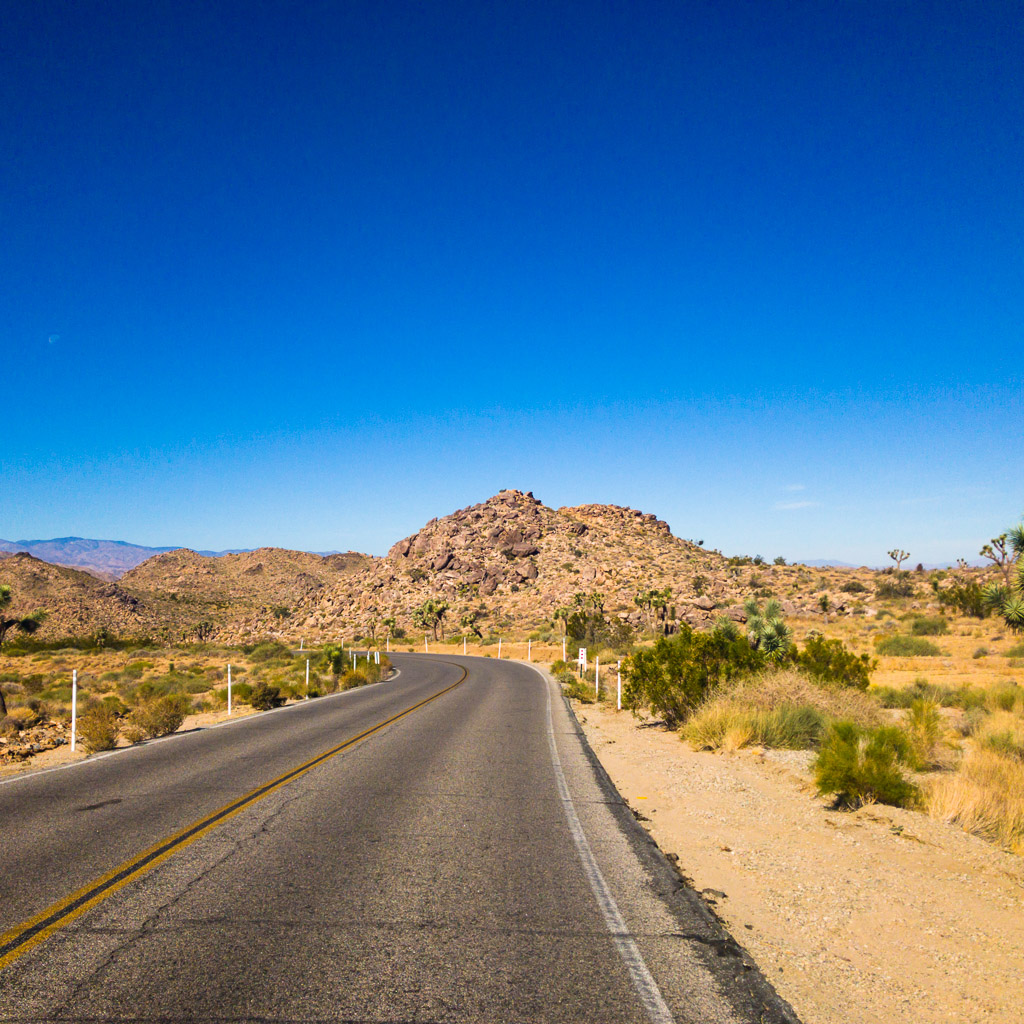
[463,636,467,655]
[227,664,232,716]
[617,661,622,710]
[70,669,78,752]
[299,638,303,651]
[386,636,390,652]
[305,659,310,699]
[595,657,600,700]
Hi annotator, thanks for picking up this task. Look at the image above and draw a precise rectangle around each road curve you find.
[0,655,798,1023]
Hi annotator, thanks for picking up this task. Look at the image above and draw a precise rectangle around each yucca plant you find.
[744,598,793,661]
[985,519,1024,633]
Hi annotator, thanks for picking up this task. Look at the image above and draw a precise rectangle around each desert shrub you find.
[910,616,949,636]
[623,626,763,727]
[550,659,569,675]
[682,669,880,751]
[1006,641,1024,658]
[5,705,40,729]
[685,702,825,751]
[247,641,293,663]
[340,670,369,691]
[870,679,984,710]
[249,682,284,710]
[558,669,594,703]
[973,647,990,659]
[20,674,46,695]
[814,722,920,809]
[875,574,916,599]
[926,747,1024,853]
[906,699,944,768]
[840,580,868,593]
[874,634,942,657]
[935,581,989,618]
[77,703,120,752]
[125,694,190,741]
[796,635,874,690]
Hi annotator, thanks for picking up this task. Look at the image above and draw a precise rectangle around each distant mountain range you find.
[0,537,339,580]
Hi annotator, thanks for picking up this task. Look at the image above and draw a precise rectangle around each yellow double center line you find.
[0,664,467,971]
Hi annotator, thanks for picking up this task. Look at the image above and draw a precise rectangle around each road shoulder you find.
[572,699,1024,1024]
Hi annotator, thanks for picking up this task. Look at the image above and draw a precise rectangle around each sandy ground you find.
[574,700,1024,1024]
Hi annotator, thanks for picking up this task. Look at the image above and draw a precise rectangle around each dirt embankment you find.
[575,701,1024,1024]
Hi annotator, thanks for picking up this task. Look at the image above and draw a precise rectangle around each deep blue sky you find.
[3,1,1021,564]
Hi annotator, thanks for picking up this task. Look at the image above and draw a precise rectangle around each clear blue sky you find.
[3,1,1021,565]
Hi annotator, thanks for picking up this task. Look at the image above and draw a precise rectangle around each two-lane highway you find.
[0,655,798,1022]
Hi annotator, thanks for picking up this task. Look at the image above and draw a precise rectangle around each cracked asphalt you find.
[0,655,799,1023]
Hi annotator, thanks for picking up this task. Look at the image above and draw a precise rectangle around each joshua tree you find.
[983,517,1024,632]
[888,549,910,571]
[818,594,831,622]
[413,598,449,640]
[383,616,397,639]
[980,534,1014,586]
[552,606,570,635]
[0,586,47,716]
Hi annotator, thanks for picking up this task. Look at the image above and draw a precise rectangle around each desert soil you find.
[574,700,1024,1024]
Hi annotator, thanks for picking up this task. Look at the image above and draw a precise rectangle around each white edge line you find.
[0,668,404,789]
[532,663,675,1024]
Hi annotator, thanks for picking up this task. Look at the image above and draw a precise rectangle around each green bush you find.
[623,626,763,727]
[934,580,989,618]
[906,699,942,768]
[910,616,949,636]
[840,581,868,593]
[247,641,293,663]
[973,647,990,659]
[126,694,190,741]
[558,669,594,703]
[249,682,284,710]
[77,703,120,752]
[796,635,874,690]
[813,722,920,809]
[981,731,1024,761]
[870,678,985,711]
[874,634,942,657]
[875,574,916,599]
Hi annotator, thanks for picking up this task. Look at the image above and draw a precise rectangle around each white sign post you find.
[578,648,587,677]
[299,638,303,651]
[305,659,310,699]
[227,664,232,716]
[498,638,502,659]
[463,636,467,655]
[70,669,78,752]
[617,661,622,710]
[386,636,390,652]
[595,656,600,699]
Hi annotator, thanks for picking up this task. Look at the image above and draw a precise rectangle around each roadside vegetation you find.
[550,514,1024,855]
[0,637,391,761]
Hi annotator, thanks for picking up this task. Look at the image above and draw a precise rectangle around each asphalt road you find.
[0,655,799,1023]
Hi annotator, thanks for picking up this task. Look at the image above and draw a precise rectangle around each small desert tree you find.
[980,534,1013,586]
[0,586,47,716]
[413,598,449,640]
[888,549,910,571]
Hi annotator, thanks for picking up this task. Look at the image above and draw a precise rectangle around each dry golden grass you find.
[925,747,1024,854]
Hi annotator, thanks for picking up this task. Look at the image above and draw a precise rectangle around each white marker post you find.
[617,661,622,710]
[227,664,232,716]
[70,669,78,752]
[528,639,532,662]
[351,650,355,669]
[375,651,380,665]
[299,638,303,651]
[595,656,600,700]
[498,638,502,659]
[305,658,310,699]
[463,636,467,655]
[386,636,390,652]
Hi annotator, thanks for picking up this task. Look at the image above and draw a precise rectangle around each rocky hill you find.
[283,490,730,642]
[2,490,999,646]
[0,553,148,636]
